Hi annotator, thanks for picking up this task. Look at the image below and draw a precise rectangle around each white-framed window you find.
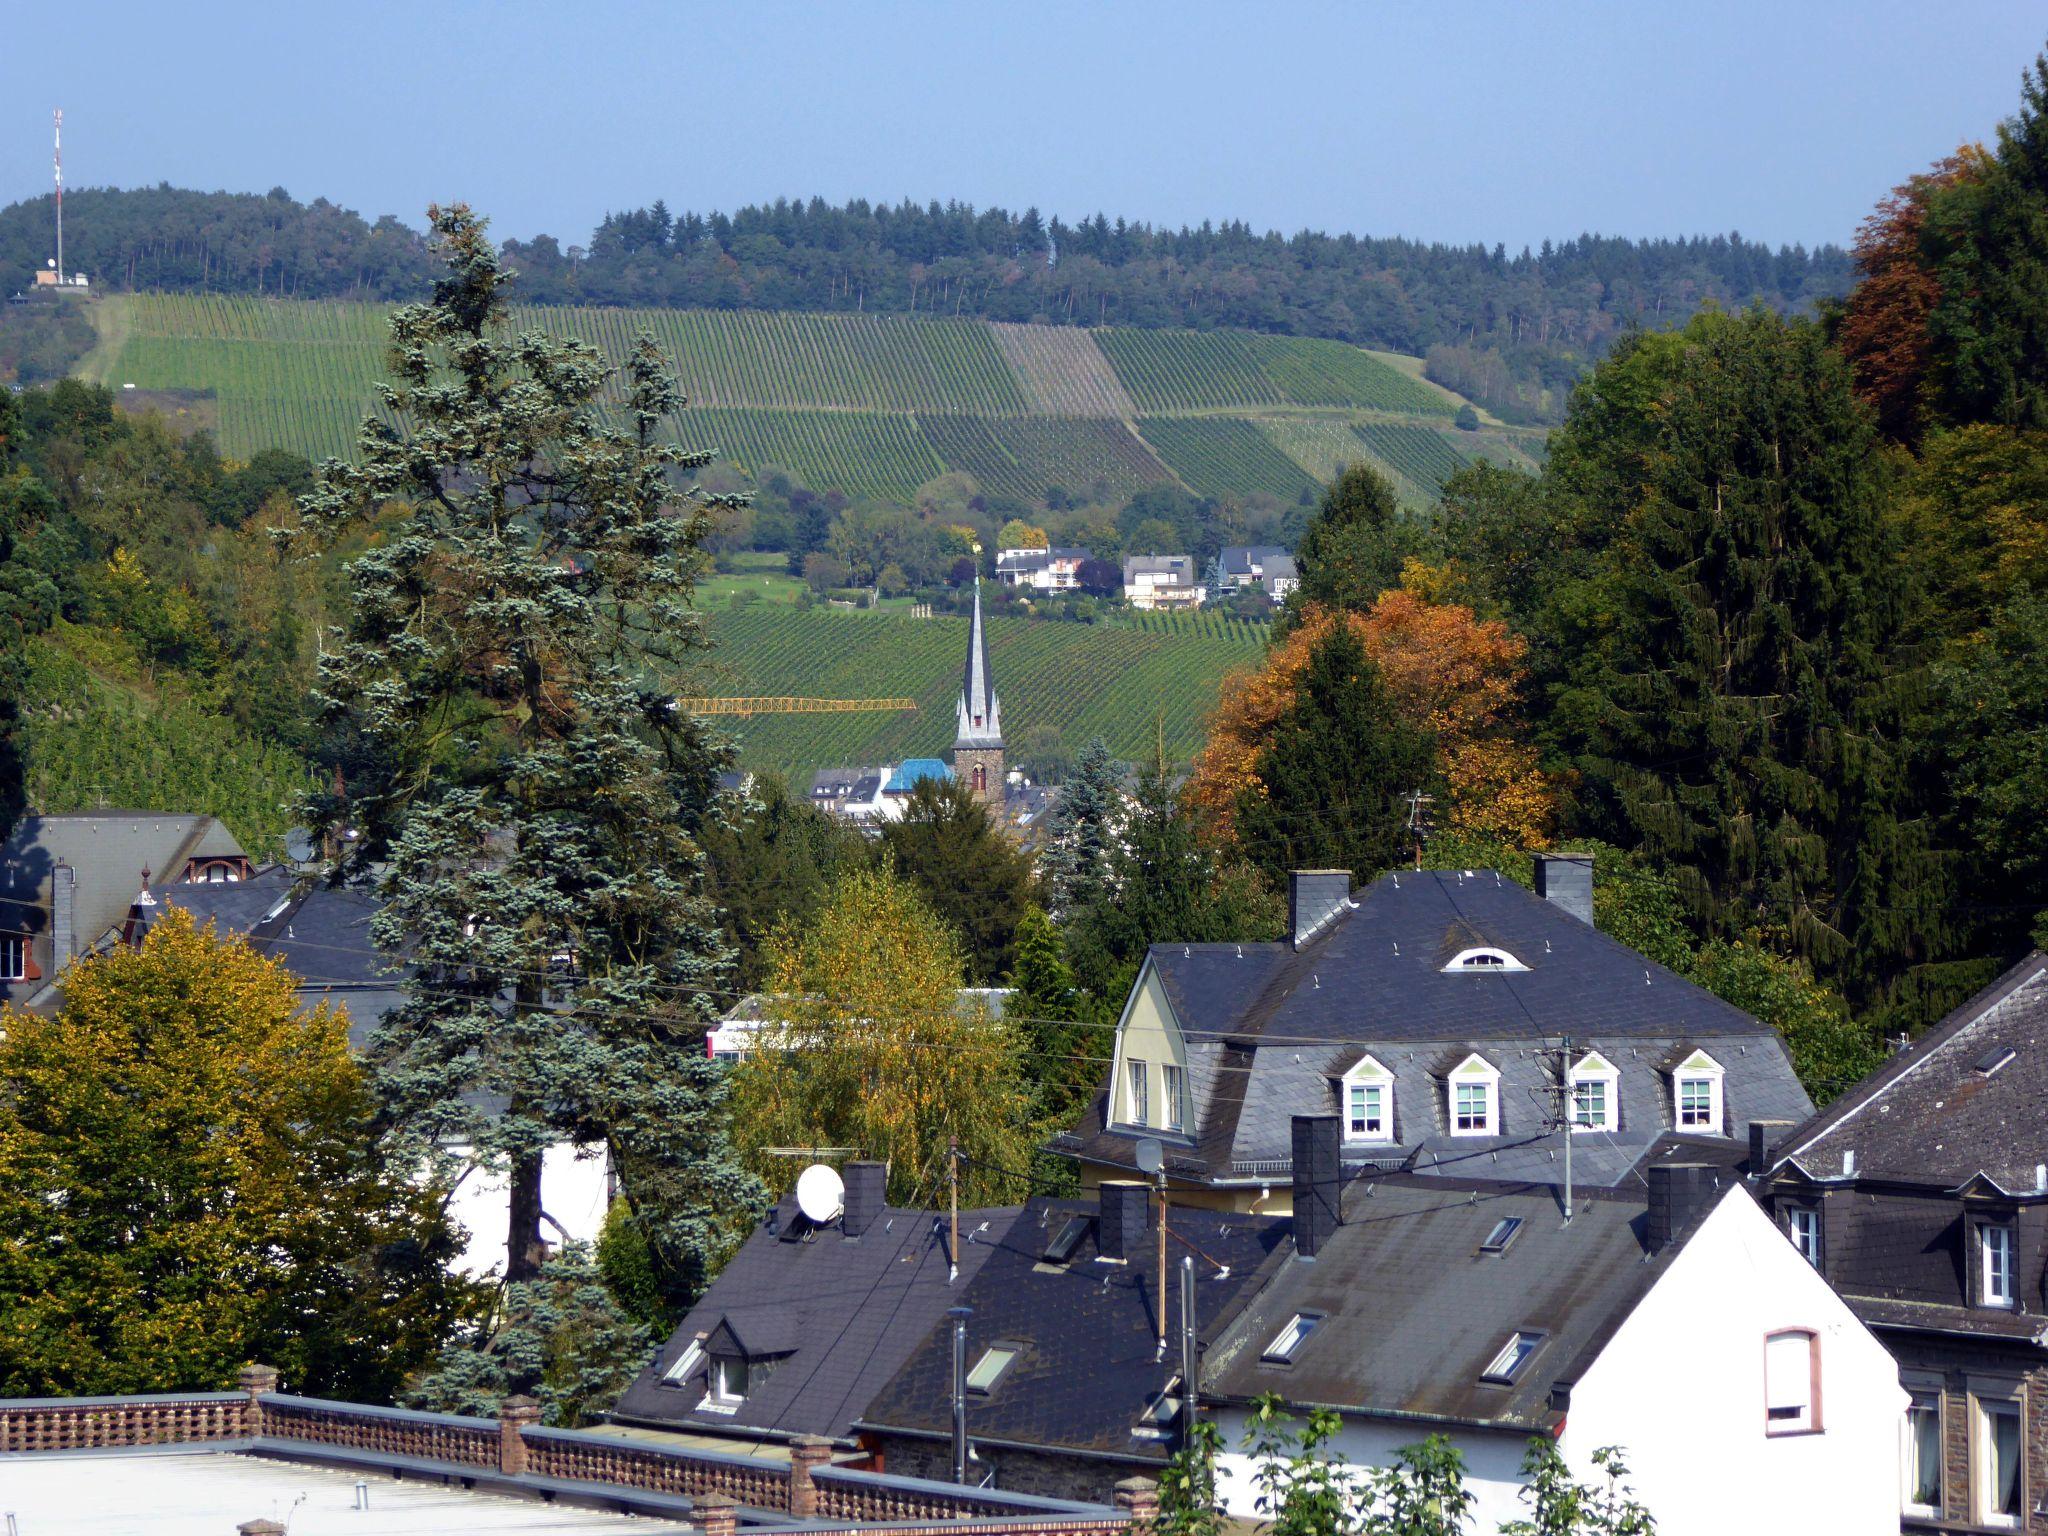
[1785,1206,1823,1269]
[709,1355,749,1405]
[1569,1052,1617,1132]
[663,1339,705,1385]
[1673,1050,1725,1133]
[966,1344,1019,1394]
[1126,1059,1150,1126]
[1902,1385,1943,1518]
[1764,1329,1820,1435]
[1261,1312,1321,1364]
[1972,1384,2025,1527]
[0,934,26,982]
[1442,946,1528,973]
[1979,1222,2017,1309]
[1341,1054,1393,1143]
[1162,1064,1187,1133]
[1480,1330,1543,1384]
[1449,1054,1500,1136]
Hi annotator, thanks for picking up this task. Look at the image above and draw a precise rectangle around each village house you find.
[1121,555,1204,611]
[995,546,1089,593]
[1757,951,2048,1532]
[1060,861,1815,1211]
[1216,545,1298,601]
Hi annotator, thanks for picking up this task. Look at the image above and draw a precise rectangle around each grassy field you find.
[80,295,1539,506]
[700,605,1263,779]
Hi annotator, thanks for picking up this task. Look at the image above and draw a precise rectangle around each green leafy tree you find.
[406,1241,649,1427]
[1235,622,1436,889]
[1156,1416,1225,1536]
[1361,1434,1475,1536]
[0,908,473,1399]
[703,772,869,991]
[1290,463,1414,622]
[1503,1438,1657,1536]
[1243,1394,1351,1536]
[880,775,1037,983]
[299,204,761,1296]
[1041,736,1124,918]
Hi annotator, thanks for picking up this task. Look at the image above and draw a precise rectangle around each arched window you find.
[1442,946,1528,973]
[973,764,987,793]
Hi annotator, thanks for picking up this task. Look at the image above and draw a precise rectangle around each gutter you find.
[1198,1395,1559,1438]
[600,1410,860,1453]
[852,1421,1168,1466]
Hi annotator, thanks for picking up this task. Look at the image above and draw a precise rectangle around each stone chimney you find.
[1291,1115,1341,1259]
[51,859,75,971]
[1097,1180,1151,1262]
[1533,853,1594,925]
[1748,1119,1795,1175]
[842,1161,886,1237]
[1645,1163,1721,1253]
[1289,870,1352,948]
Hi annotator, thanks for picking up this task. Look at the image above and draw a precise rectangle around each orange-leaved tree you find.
[1189,585,1555,849]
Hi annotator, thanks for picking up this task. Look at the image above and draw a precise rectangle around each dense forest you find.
[0,184,1852,421]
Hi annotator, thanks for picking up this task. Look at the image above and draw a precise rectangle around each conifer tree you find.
[1287,462,1412,623]
[1040,736,1123,918]
[300,204,761,1292]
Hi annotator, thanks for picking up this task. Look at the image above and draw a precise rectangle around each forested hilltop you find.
[0,185,1852,421]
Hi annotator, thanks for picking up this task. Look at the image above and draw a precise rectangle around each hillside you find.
[701,605,1263,780]
[79,294,1542,507]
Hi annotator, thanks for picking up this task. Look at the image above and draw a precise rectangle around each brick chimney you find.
[1097,1180,1151,1262]
[787,1436,832,1518]
[1645,1163,1721,1252]
[498,1395,541,1475]
[1289,870,1351,948]
[1533,853,1594,925]
[842,1161,886,1237]
[695,1495,738,1536]
[1291,1115,1341,1259]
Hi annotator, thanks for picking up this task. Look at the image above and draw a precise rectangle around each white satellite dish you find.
[795,1163,845,1224]
[1135,1137,1164,1176]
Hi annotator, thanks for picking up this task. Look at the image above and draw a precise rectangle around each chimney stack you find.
[1291,1115,1341,1259]
[1289,870,1352,949]
[1097,1180,1151,1262]
[51,859,75,970]
[1645,1163,1720,1252]
[1747,1119,1794,1175]
[841,1161,886,1237]
[1533,853,1594,925]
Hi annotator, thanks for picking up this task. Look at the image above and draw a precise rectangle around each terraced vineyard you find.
[83,294,1532,504]
[704,605,1263,778]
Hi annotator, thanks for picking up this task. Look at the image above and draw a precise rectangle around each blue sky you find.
[1,2,2041,251]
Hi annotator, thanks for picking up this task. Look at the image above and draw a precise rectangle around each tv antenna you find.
[1401,788,1435,871]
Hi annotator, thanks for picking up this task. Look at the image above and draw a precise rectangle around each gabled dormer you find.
[1337,1054,1394,1144]
[1446,1052,1502,1137]
[1569,1050,1619,1132]
[1671,1048,1726,1135]
[1109,956,1191,1136]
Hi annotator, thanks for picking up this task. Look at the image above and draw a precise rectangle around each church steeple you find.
[952,573,1005,810]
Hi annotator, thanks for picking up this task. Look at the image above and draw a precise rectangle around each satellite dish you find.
[795,1163,845,1224]
[1135,1137,1164,1176]
[46,258,56,269]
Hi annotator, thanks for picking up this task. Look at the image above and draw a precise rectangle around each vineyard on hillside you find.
[702,605,1263,778]
[84,294,1535,503]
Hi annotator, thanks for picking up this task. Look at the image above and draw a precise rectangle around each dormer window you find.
[708,1354,749,1406]
[1340,1054,1394,1143]
[1449,1054,1501,1137]
[662,1339,706,1386]
[1444,946,1528,973]
[1976,1220,2018,1310]
[1569,1052,1618,1132]
[1672,1050,1725,1134]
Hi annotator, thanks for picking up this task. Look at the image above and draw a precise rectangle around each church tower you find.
[953,574,1005,814]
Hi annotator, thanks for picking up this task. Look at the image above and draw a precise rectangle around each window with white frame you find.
[663,1339,706,1386]
[0,934,25,982]
[1785,1206,1823,1269]
[1261,1312,1321,1364]
[1442,946,1528,973]
[709,1354,749,1405]
[1902,1386,1943,1517]
[1162,1064,1187,1133]
[1341,1055,1393,1143]
[1126,1059,1150,1126]
[1479,1330,1543,1384]
[1449,1054,1500,1136]
[966,1344,1019,1394]
[1764,1329,1819,1435]
[1974,1385,2025,1527]
[1978,1222,2017,1309]
[1672,1050,1725,1133]
[1569,1052,1617,1132]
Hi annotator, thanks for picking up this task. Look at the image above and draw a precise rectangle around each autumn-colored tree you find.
[1836,151,1981,443]
[0,908,472,1398]
[1189,590,1555,846]
[725,864,1037,1208]
[998,518,1050,550]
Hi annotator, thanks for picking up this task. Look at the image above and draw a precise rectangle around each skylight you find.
[662,1340,705,1384]
[1481,1331,1543,1384]
[1262,1312,1321,1364]
[1133,1380,1184,1439]
[966,1344,1019,1393]
[1974,1045,2017,1078]
[1480,1217,1524,1253]
[1042,1215,1091,1264]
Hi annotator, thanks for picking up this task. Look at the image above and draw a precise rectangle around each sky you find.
[0,2,2041,252]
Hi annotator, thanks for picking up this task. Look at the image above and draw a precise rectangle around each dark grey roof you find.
[811,767,885,799]
[1220,545,1290,576]
[857,1197,1288,1462]
[1068,871,1810,1190]
[247,884,398,1050]
[1773,953,2048,1192]
[1122,555,1194,580]
[613,1195,1011,1444]
[1202,1180,1696,1429]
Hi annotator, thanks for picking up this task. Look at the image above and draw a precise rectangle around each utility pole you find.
[1402,789,1435,872]
[948,1136,960,1284]
[1155,1164,1170,1358]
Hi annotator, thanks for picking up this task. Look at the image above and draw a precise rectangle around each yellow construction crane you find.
[675,697,918,717]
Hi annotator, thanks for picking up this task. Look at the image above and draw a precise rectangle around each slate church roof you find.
[954,575,1002,750]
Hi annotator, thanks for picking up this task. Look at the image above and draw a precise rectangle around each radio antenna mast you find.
[54,108,64,281]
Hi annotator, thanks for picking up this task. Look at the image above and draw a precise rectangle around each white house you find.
[1122,554,1204,610]
[1203,1136,1905,1536]
[1218,544,1298,600]
[995,546,1088,592]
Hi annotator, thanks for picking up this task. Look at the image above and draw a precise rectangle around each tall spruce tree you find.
[1039,736,1123,918]
[1234,623,1436,887]
[1553,309,1941,1005]
[301,205,761,1293]
[1287,462,1413,623]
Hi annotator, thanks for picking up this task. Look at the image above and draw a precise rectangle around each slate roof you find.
[811,767,888,804]
[956,576,1002,749]
[1123,555,1195,582]
[1220,546,1290,578]
[1068,870,1811,1190]
[1772,952,2048,1192]
[1201,1178,1699,1429]
[246,884,401,1051]
[613,1194,1011,1445]
[857,1197,1288,1462]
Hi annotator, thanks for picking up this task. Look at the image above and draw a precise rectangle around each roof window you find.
[1444,946,1528,973]
[1480,1217,1524,1253]
[1042,1214,1091,1265]
[1133,1379,1184,1440]
[662,1339,705,1384]
[1974,1045,2017,1078]
[1262,1312,1322,1364]
[1480,1330,1544,1384]
[966,1344,1019,1394]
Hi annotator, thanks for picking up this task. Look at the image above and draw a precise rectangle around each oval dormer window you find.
[1444,946,1528,973]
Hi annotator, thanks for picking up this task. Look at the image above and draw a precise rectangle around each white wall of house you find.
[1210,1188,1904,1536]
[444,1140,613,1277]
